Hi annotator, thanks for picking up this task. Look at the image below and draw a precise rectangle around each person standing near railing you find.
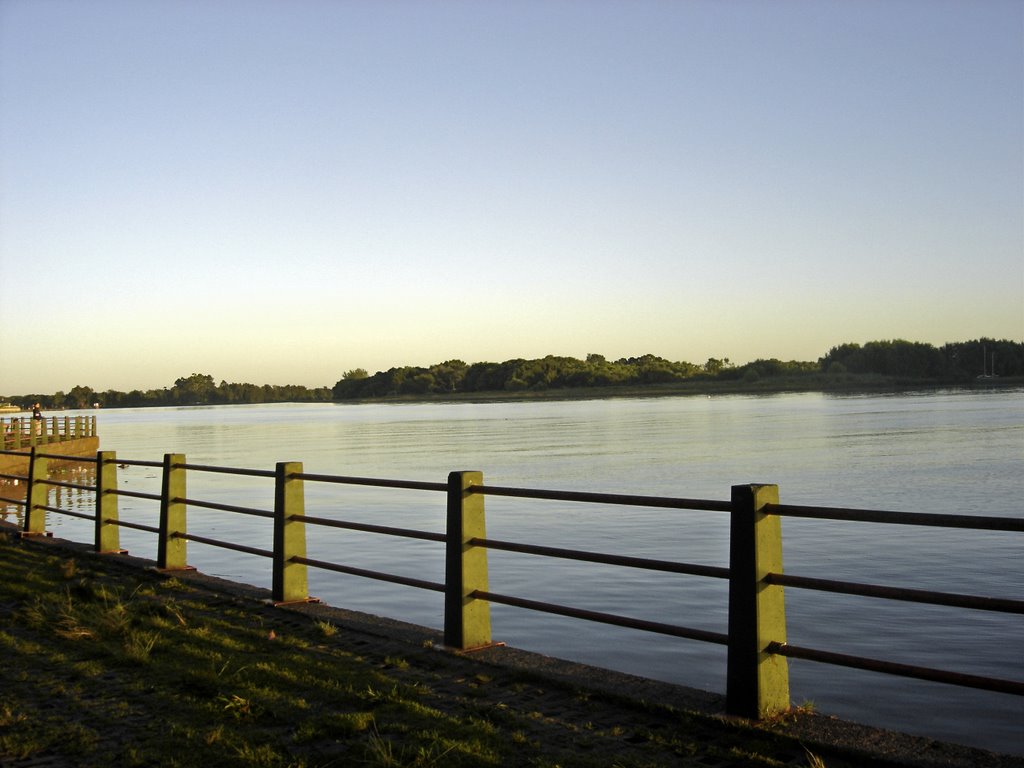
[32,403,42,435]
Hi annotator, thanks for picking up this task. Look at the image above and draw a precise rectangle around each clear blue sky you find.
[1,0,1021,395]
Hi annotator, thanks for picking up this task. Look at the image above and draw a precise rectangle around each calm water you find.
[4,390,1022,753]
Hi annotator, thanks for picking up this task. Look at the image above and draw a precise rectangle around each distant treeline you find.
[332,338,1023,399]
[9,374,332,410]
[4,338,1020,410]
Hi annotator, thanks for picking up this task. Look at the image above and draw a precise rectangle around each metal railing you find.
[1,415,97,450]
[1,446,1021,720]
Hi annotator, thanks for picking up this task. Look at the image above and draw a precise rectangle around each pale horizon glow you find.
[2,0,1022,395]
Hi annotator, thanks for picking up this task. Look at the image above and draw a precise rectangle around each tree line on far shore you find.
[6,375,333,411]
[4,338,1020,410]
[331,338,1022,399]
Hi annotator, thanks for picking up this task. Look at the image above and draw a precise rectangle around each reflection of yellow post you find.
[444,471,492,650]
[24,448,48,536]
[96,451,122,553]
[273,461,309,603]
[727,483,789,719]
[158,453,188,570]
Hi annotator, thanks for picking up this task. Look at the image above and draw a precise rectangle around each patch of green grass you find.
[0,533,860,768]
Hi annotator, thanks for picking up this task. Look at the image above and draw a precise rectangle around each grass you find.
[0,532,880,767]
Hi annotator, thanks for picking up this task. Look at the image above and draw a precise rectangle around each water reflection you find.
[0,462,98,529]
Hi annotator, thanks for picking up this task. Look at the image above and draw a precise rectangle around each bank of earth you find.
[1,526,1021,768]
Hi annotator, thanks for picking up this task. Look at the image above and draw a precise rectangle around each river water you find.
[3,389,1022,753]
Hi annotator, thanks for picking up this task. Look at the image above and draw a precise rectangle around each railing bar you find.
[766,503,1024,532]
[0,472,26,481]
[769,642,1024,696]
[292,556,446,592]
[0,496,25,506]
[294,472,447,492]
[35,452,99,464]
[108,459,163,468]
[473,484,732,512]
[294,514,446,542]
[179,497,274,519]
[113,489,164,502]
[109,519,160,534]
[180,463,276,479]
[471,589,729,645]
[40,506,94,521]
[40,480,94,492]
[471,537,730,579]
[177,533,273,559]
[766,573,1024,614]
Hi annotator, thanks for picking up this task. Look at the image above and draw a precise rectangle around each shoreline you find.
[329,374,1024,406]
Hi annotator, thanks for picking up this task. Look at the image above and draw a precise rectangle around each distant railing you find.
[1,446,1021,720]
[1,415,97,450]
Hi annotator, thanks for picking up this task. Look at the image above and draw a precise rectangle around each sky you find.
[1,0,1021,395]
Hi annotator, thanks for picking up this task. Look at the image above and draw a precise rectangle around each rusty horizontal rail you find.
[181,463,276,479]
[766,572,1024,614]
[177,532,273,559]
[107,458,163,469]
[768,642,1024,696]
[293,555,445,593]
[176,496,274,520]
[40,479,93,492]
[295,514,446,543]
[471,536,730,579]
[295,472,447,493]
[35,451,98,463]
[766,503,1024,532]
[41,505,93,521]
[472,483,732,512]
[109,519,160,534]
[114,489,163,502]
[472,588,729,645]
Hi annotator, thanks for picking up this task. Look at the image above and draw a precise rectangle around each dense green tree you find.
[172,373,217,404]
[66,385,95,409]
[822,340,948,379]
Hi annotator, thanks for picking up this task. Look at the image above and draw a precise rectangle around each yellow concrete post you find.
[23,448,48,536]
[158,453,188,570]
[95,451,122,553]
[273,461,310,603]
[444,470,492,649]
[63,416,70,441]
[727,483,789,718]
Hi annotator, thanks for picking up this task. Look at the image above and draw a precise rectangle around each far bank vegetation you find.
[6,338,1021,409]
[332,338,1023,400]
